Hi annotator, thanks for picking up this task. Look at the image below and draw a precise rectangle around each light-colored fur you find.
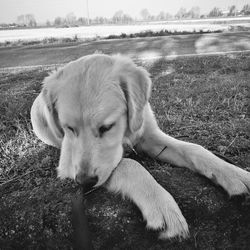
[31,54,250,240]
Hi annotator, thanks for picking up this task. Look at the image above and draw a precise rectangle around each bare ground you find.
[0,52,250,249]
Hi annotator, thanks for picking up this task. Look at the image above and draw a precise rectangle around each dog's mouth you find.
[82,183,97,194]
[77,178,101,196]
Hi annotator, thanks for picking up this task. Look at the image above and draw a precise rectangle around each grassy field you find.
[0,52,250,249]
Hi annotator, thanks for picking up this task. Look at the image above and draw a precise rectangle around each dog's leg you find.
[138,105,250,196]
[105,158,189,240]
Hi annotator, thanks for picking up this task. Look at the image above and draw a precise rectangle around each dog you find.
[30,54,250,239]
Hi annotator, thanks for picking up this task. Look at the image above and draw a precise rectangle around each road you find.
[0,31,249,68]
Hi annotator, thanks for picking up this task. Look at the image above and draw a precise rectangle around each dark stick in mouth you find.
[72,188,94,250]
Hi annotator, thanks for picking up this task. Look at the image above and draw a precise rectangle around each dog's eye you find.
[66,126,75,134]
[99,123,115,137]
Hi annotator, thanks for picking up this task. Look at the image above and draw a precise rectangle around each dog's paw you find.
[223,167,250,196]
[142,186,189,240]
[186,145,250,197]
[209,162,250,197]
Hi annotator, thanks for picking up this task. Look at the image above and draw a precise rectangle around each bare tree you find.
[140,8,150,21]
[157,11,166,20]
[112,10,124,23]
[228,5,237,16]
[17,15,25,25]
[156,11,172,21]
[54,17,64,26]
[241,4,250,15]
[25,14,37,27]
[123,14,133,24]
[46,20,51,27]
[17,14,36,26]
[66,12,77,25]
[77,17,89,25]
[188,6,200,19]
[175,7,187,19]
[208,7,223,17]
[112,10,132,24]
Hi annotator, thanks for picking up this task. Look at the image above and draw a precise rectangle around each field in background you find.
[0,51,250,249]
[0,16,250,43]
[0,31,250,69]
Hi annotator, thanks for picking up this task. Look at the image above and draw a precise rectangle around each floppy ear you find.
[118,62,152,133]
[42,72,64,139]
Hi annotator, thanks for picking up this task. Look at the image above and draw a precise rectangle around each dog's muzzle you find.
[75,173,98,190]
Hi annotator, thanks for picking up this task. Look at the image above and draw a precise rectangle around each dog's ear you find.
[118,60,152,133]
[42,71,64,139]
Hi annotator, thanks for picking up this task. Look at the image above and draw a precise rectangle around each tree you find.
[140,8,150,21]
[123,14,133,24]
[93,16,109,24]
[208,7,223,17]
[112,10,124,23]
[228,5,237,16]
[241,4,250,15]
[157,11,166,20]
[66,12,77,25]
[175,7,187,19]
[113,10,123,23]
[112,10,133,24]
[17,15,25,25]
[156,11,172,21]
[165,12,173,20]
[188,6,200,19]
[77,17,88,25]
[17,14,36,27]
[54,16,64,26]
[46,20,51,26]
[26,14,37,27]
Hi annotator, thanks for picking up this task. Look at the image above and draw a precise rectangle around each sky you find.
[0,0,249,23]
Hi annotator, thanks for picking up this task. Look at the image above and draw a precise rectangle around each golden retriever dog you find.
[31,54,250,239]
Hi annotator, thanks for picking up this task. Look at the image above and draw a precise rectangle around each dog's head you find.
[42,54,151,187]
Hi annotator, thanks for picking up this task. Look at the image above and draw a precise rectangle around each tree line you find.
[2,4,250,28]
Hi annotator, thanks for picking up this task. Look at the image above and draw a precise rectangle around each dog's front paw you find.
[142,185,189,240]
[202,160,250,196]
[220,164,250,196]
[105,158,189,240]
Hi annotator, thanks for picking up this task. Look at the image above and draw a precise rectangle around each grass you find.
[0,53,250,249]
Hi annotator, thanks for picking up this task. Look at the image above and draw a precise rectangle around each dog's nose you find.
[75,173,98,190]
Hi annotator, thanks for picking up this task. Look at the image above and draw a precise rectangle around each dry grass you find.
[149,55,250,161]
[0,53,250,249]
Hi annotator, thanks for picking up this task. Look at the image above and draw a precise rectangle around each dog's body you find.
[31,54,250,239]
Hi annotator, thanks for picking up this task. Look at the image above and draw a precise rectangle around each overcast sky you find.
[0,0,249,23]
